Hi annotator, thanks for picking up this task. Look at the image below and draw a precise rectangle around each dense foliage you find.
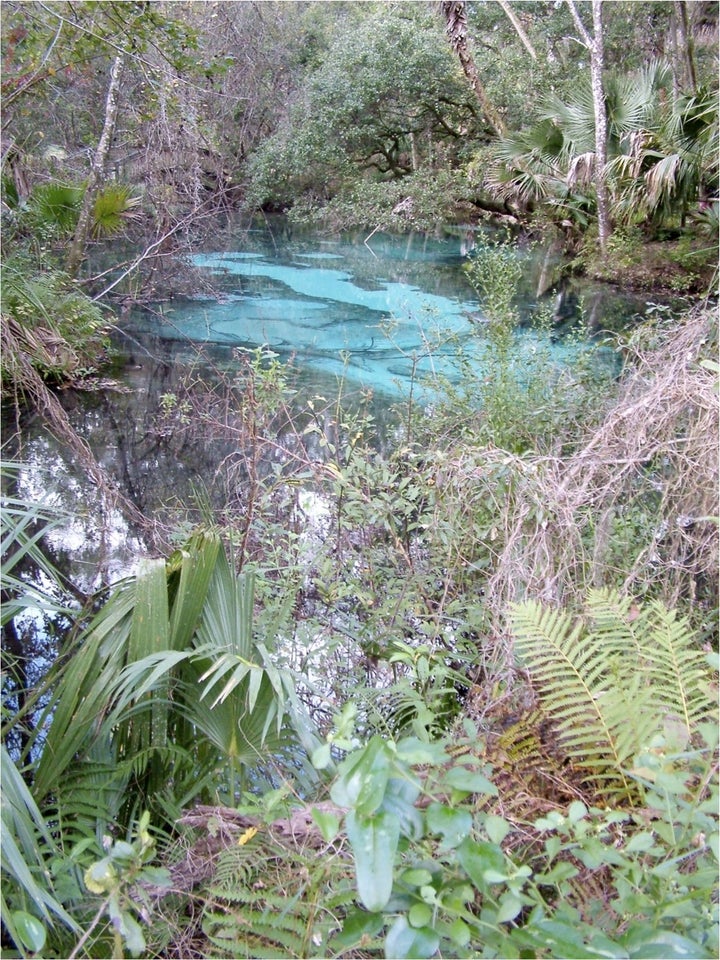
[1,2,718,958]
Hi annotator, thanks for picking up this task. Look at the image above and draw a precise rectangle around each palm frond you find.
[90,184,141,239]
[0,471,71,625]
[1,746,79,938]
[27,183,82,237]
[566,151,596,190]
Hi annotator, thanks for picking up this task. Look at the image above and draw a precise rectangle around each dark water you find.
[5,221,652,589]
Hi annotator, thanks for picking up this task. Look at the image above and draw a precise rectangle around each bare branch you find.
[497,0,537,60]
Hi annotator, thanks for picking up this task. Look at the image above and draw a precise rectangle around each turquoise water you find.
[127,225,619,398]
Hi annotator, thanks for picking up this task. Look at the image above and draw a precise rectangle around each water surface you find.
[125,223,621,399]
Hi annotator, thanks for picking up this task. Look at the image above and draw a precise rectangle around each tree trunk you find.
[440,1,506,138]
[66,55,124,277]
[674,0,698,94]
[567,0,611,255]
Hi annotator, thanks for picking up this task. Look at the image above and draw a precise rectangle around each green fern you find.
[510,590,713,804]
[586,589,711,734]
[200,838,354,958]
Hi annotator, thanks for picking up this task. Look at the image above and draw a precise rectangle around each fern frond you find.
[210,844,257,893]
[203,894,316,958]
[198,831,352,959]
[638,600,711,731]
[586,589,711,738]
[203,906,309,958]
[511,600,650,801]
[511,591,714,805]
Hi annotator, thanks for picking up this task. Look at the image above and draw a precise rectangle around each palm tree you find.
[32,532,316,821]
[1,499,320,954]
[486,59,717,236]
[609,84,719,227]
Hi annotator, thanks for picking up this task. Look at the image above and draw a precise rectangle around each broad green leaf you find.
[381,777,423,839]
[534,861,579,884]
[408,902,433,928]
[396,737,449,765]
[311,807,340,842]
[331,736,392,813]
[622,925,708,959]
[345,808,400,912]
[442,766,498,795]
[456,838,507,891]
[138,866,171,887]
[119,909,146,957]
[401,868,434,887]
[311,743,332,769]
[332,908,384,949]
[110,840,136,861]
[11,911,46,953]
[426,802,472,847]
[385,915,440,960]
[625,831,657,853]
[709,832,719,861]
[84,857,117,894]
[496,891,523,923]
[449,916,471,947]
[484,813,511,845]
[512,919,622,958]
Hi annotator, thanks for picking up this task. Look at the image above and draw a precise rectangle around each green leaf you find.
[442,767,497,795]
[401,868,434,887]
[311,807,340,842]
[84,857,117,894]
[512,919,621,958]
[625,831,657,853]
[708,832,719,861]
[484,814,511,845]
[396,737,449,765]
[385,916,440,960]
[456,838,507,891]
[345,808,400,912]
[496,891,523,923]
[622,926,708,959]
[138,866,171,887]
[312,743,332,769]
[11,911,47,953]
[449,916,471,947]
[534,861,579,884]
[331,736,392,814]
[110,840,136,862]
[426,803,472,847]
[119,909,146,957]
[332,908,385,949]
[408,902,433,928]
[381,777,423,839]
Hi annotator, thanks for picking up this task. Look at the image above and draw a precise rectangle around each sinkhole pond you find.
[6,220,656,593]
[126,221,632,400]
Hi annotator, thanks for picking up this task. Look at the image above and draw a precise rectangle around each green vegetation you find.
[1,2,718,957]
